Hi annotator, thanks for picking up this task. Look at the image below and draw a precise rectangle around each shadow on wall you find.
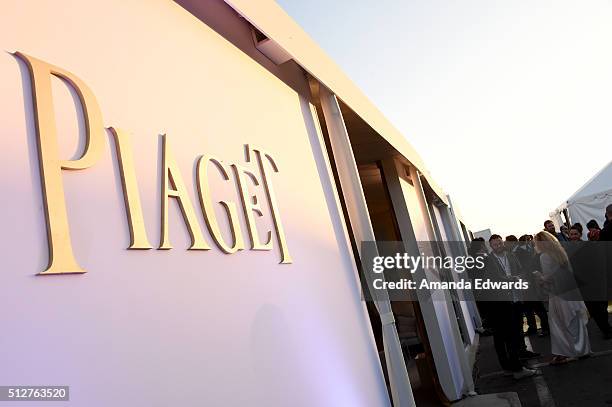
[174,0,309,97]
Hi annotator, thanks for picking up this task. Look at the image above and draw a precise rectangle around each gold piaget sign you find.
[15,52,292,275]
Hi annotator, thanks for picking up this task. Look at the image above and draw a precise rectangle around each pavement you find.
[454,393,521,407]
[472,316,612,407]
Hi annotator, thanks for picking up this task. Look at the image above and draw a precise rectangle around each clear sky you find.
[276,0,612,237]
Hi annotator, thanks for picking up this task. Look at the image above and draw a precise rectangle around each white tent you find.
[550,160,612,236]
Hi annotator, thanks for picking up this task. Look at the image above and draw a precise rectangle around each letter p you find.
[15,52,105,274]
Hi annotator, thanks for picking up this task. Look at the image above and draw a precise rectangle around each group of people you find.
[469,204,612,380]
[549,217,610,242]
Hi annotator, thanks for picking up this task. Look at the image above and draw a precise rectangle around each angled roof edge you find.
[554,160,612,211]
[569,187,612,206]
[222,0,449,206]
[567,160,612,203]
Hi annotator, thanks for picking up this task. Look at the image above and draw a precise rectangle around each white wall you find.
[0,1,389,406]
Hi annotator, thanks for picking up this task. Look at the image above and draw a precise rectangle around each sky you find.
[275,0,612,237]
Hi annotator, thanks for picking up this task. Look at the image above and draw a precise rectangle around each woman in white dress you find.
[534,231,591,364]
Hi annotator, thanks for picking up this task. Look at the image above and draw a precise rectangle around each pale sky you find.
[276,0,612,237]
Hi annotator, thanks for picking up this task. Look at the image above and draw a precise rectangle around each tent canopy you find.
[551,160,612,232]
[567,160,612,204]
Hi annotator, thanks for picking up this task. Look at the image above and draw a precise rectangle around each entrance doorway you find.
[358,162,448,406]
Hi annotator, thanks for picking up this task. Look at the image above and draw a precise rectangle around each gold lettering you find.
[196,156,245,254]
[246,145,292,264]
[232,163,272,251]
[15,53,291,267]
[109,127,152,250]
[159,135,210,250]
[15,52,105,274]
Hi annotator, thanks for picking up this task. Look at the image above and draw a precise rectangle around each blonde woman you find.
[533,231,591,364]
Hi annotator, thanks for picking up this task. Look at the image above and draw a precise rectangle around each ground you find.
[474,317,612,407]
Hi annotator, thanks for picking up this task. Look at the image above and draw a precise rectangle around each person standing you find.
[559,225,570,242]
[568,225,612,338]
[544,220,557,236]
[544,220,568,242]
[569,226,582,242]
[600,204,612,241]
[586,219,601,241]
[598,204,612,311]
[534,231,591,364]
[515,235,550,336]
[485,235,539,379]
[573,223,584,239]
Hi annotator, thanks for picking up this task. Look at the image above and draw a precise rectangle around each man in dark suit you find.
[598,204,612,315]
[485,235,539,379]
[512,235,550,336]
[600,205,612,241]
[568,225,611,339]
